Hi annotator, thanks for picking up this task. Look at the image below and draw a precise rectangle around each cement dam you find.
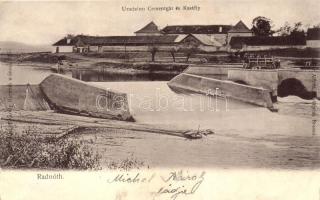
[173,66,320,108]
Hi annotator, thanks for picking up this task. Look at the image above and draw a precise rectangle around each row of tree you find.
[251,16,320,37]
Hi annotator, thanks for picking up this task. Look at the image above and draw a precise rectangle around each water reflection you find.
[0,62,71,85]
[72,69,178,82]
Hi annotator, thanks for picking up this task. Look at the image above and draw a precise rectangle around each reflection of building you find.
[52,20,253,53]
[306,28,320,48]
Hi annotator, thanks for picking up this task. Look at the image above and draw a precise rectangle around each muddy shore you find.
[0,53,190,76]
[1,111,319,169]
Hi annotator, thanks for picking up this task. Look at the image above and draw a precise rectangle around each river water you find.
[1,62,318,136]
[1,62,319,168]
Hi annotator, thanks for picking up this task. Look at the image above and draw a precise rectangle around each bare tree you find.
[148,46,158,62]
[276,22,291,36]
[169,46,180,62]
[313,23,320,28]
[276,22,305,37]
[179,46,198,62]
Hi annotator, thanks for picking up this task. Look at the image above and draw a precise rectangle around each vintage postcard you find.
[0,0,319,199]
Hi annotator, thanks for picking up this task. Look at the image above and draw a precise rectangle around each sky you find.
[0,0,319,45]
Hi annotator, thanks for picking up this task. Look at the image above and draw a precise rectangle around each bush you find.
[0,124,101,170]
[106,154,145,171]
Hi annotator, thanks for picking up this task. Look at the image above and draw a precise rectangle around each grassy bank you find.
[1,48,319,72]
[0,125,101,170]
[0,122,147,170]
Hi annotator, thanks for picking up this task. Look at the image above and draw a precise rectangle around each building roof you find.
[190,34,223,46]
[53,35,179,46]
[161,25,232,34]
[53,34,221,47]
[307,28,320,40]
[228,20,252,33]
[229,36,306,47]
[134,21,161,34]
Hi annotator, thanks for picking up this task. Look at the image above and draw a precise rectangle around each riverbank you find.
[1,51,319,75]
[0,52,190,75]
[1,110,319,169]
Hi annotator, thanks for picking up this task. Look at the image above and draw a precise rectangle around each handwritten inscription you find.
[107,170,205,200]
[107,172,155,184]
[157,170,205,200]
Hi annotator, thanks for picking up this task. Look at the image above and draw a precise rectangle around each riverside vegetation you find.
[0,124,101,170]
[0,124,146,170]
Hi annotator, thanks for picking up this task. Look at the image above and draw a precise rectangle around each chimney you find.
[66,34,73,44]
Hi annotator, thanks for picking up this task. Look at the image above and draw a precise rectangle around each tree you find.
[169,46,179,62]
[290,22,305,38]
[251,16,274,36]
[148,46,158,62]
[276,22,305,37]
[180,46,198,62]
[313,23,320,28]
[276,22,291,36]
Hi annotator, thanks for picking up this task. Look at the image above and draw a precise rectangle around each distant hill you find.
[0,41,52,53]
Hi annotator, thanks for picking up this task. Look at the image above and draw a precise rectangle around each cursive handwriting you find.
[106,170,206,200]
[157,180,203,200]
[157,170,205,200]
[107,173,155,184]
[161,170,205,182]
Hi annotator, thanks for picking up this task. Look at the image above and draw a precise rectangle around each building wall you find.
[230,45,306,52]
[100,45,175,52]
[198,45,218,52]
[210,34,228,45]
[89,46,99,52]
[306,40,320,48]
[227,32,253,44]
[89,44,221,53]
[52,46,73,53]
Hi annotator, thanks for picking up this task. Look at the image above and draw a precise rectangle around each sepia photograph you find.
[0,0,319,199]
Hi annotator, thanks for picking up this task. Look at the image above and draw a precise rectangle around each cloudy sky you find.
[0,0,319,45]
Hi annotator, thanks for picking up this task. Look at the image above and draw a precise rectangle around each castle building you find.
[52,20,253,53]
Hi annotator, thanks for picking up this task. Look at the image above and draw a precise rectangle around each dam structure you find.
[169,66,319,109]
[168,72,274,109]
[0,74,133,121]
[228,69,320,100]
